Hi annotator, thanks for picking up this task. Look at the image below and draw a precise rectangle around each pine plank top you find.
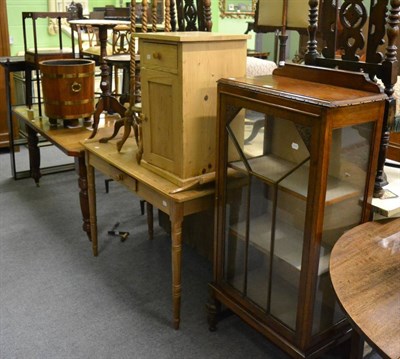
[82,137,215,203]
[135,31,250,42]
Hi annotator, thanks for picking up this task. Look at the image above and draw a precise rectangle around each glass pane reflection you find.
[223,109,312,328]
[312,123,374,335]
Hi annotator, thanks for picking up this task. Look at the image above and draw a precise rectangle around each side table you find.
[83,138,214,329]
[12,105,117,239]
[330,218,400,359]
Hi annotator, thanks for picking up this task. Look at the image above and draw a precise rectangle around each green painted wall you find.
[210,0,299,61]
[6,0,300,60]
[7,1,49,56]
[6,0,119,56]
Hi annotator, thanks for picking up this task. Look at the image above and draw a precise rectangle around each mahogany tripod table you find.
[69,19,130,139]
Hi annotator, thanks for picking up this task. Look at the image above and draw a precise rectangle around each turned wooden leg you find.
[374,127,390,198]
[374,98,395,198]
[206,287,220,332]
[136,122,143,164]
[99,118,124,143]
[170,204,183,330]
[88,97,105,139]
[25,124,41,186]
[146,202,154,240]
[99,97,130,144]
[349,330,364,359]
[86,157,98,256]
[25,67,33,109]
[117,117,132,152]
[75,155,91,240]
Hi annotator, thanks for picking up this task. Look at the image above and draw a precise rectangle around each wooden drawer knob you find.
[152,52,161,60]
[112,173,124,181]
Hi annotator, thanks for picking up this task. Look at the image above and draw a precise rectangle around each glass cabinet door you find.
[223,108,311,330]
[312,122,374,335]
[221,105,375,333]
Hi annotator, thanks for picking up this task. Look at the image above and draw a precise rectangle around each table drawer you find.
[140,41,178,72]
[90,155,138,192]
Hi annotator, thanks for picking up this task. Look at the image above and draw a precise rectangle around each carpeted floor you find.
[0,147,383,359]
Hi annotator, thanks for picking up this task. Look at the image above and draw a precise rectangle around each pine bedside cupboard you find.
[137,32,250,187]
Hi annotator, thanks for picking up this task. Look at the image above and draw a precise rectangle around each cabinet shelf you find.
[230,215,331,275]
[229,155,361,205]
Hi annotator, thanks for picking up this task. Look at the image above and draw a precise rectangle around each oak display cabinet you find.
[207,64,386,358]
[137,32,249,187]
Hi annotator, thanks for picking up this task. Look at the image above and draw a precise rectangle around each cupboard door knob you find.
[152,52,161,60]
[113,173,123,181]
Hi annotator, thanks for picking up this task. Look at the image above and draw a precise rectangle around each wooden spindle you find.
[152,0,158,32]
[142,0,148,33]
[165,0,171,31]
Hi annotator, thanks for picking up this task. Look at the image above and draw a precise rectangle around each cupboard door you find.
[223,110,312,330]
[311,122,375,335]
[141,68,181,175]
[221,107,375,334]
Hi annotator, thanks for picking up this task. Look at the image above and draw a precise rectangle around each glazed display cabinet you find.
[207,64,386,358]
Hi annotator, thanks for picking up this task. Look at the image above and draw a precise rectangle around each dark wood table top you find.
[68,19,130,28]
[13,105,117,157]
[0,56,25,65]
[330,218,400,359]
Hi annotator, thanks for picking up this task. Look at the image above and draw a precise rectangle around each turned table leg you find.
[170,204,184,330]
[25,124,41,185]
[147,202,154,240]
[349,330,364,359]
[75,155,91,240]
[86,155,98,256]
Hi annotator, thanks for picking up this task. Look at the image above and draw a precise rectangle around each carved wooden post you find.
[339,0,367,61]
[130,0,137,105]
[383,0,400,98]
[304,0,319,64]
[320,0,338,60]
[184,0,198,30]
[176,0,184,30]
[374,0,400,197]
[170,0,177,31]
[203,0,212,31]
[116,0,138,153]
[278,0,288,66]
